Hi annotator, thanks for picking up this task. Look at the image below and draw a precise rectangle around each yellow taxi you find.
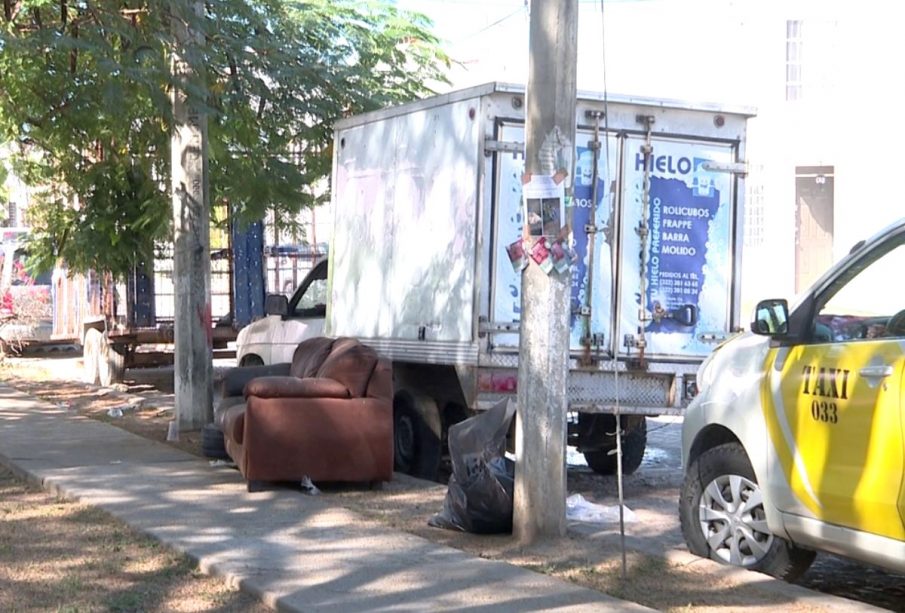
[680,218,905,580]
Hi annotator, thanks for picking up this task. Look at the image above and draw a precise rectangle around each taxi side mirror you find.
[751,298,789,336]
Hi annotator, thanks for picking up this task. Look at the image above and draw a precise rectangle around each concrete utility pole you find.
[171,1,213,433]
[513,0,579,544]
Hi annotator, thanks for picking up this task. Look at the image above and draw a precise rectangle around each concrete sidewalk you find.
[0,384,649,612]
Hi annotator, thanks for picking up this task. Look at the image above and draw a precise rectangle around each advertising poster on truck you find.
[570,139,619,348]
[491,124,620,351]
[618,137,735,358]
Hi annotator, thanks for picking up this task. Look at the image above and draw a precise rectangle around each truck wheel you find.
[679,442,815,581]
[393,391,441,481]
[81,328,102,385]
[582,416,647,475]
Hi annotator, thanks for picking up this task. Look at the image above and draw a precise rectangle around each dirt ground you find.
[0,466,269,613]
[0,353,876,612]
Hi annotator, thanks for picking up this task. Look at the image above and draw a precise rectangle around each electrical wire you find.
[455,6,526,42]
[596,0,629,583]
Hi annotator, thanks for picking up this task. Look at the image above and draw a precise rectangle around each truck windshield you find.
[290,259,328,317]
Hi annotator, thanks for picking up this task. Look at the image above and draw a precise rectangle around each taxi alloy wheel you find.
[679,442,815,581]
[698,472,772,567]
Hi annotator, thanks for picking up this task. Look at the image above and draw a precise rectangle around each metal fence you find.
[152,245,233,323]
[264,243,327,296]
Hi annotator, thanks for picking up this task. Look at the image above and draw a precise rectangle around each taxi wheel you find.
[679,442,816,581]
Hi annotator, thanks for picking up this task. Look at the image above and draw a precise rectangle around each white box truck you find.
[244,82,754,480]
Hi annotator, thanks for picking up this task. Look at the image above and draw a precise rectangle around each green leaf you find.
[1,0,449,276]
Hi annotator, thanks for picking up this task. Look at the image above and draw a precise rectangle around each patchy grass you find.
[0,355,858,612]
[0,467,268,613]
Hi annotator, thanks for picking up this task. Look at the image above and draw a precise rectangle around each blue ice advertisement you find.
[618,137,734,357]
[491,126,618,350]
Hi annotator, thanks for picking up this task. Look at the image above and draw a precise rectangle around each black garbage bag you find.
[428,399,516,534]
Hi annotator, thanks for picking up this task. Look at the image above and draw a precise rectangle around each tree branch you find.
[70,24,79,73]
[3,0,24,23]
[226,53,240,94]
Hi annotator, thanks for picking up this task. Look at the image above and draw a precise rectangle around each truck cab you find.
[680,217,905,580]
[235,258,328,366]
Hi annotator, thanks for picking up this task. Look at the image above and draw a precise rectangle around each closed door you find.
[795,167,834,293]
[766,237,905,539]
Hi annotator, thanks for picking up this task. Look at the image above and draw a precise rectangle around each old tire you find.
[202,423,230,460]
[582,416,647,475]
[81,328,102,385]
[679,442,815,581]
[98,342,126,387]
[393,392,441,481]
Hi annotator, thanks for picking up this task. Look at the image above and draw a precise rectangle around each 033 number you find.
[811,400,838,424]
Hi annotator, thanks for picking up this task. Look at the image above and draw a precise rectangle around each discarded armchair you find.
[215,337,394,490]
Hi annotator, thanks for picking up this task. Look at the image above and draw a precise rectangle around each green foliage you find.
[0,0,449,276]
[0,161,8,217]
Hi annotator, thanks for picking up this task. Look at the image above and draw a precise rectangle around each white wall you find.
[403,0,905,312]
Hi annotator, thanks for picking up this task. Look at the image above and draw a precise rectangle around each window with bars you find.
[745,167,765,248]
[786,19,839,102]
[786,20,803,101]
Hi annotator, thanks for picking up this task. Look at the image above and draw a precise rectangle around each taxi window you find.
[813,242,905,342]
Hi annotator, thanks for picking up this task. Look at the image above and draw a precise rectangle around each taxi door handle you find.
[859,365,893,378]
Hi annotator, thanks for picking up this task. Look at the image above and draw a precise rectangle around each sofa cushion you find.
[289,336,337,379]
[220,362,291,399]
[244,376,351,400]
[316,339,378,398]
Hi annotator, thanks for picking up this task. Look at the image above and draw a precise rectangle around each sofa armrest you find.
[222,403,247,445]
[220,362,291,398]
[244,376,351,400]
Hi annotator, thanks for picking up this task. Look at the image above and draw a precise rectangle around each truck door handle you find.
[859,365,893,378]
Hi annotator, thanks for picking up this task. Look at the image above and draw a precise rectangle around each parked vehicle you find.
[680,218,905,580]
[0,231,52,351]
[238,82,754,479]
[235,258,328,366]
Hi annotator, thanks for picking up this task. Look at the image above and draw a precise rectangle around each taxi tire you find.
[679,442,816,581]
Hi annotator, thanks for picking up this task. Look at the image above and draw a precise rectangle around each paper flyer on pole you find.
[522,174,565,237]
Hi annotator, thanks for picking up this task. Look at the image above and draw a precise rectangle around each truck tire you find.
[81,328,102,385]
[393,391,441,481]
[581,416,647,476]
[679,442,815,581]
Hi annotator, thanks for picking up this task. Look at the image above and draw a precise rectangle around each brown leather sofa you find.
[217,337,393,490]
